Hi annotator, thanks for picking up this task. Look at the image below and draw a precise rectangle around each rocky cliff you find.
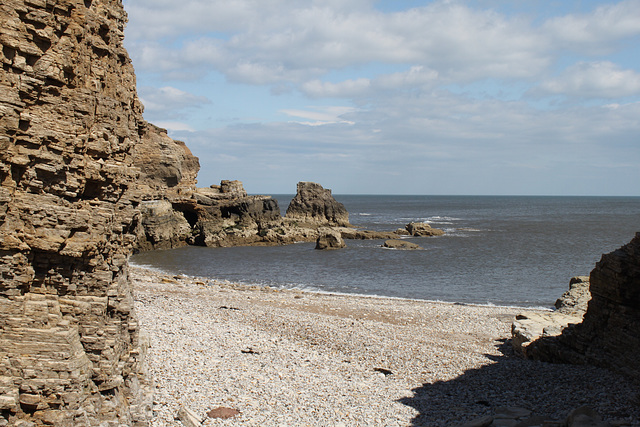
[515,233,640,380]
[0,0,151,424]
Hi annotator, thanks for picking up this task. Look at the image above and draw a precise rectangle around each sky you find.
[122,0,640,196]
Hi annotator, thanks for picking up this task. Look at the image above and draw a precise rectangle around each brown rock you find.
[316,229,346,250]
[0,0,152,424]
[405,222,445,237]
[207,407,241,419]
[383,239,423,250]
[286,182,350,227]
[554,276,591,316]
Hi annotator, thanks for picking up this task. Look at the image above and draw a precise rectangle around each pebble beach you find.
[131,267,640,426]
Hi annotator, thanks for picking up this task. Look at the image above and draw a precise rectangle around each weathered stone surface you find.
[383,239,423,250]
[133,123,199,201]
[555,276,591,316]
[315,229,346,250]
[286,182,350,227]
[0,0,152,424]
[512,276,589,357]
[406,222,445,237]
[518,233,640,380]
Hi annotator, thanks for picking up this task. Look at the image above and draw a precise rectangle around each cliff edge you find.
[1,0,151,424]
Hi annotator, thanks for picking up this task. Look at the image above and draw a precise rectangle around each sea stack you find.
[0,0,151,424]
[286,181,351,227]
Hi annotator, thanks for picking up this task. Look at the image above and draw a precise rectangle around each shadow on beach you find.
[398,340,640,427]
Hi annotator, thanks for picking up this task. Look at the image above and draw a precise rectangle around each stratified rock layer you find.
[0,0,151,424]
[523,233,640,380]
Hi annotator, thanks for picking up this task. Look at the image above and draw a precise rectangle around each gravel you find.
[131,267,640,426]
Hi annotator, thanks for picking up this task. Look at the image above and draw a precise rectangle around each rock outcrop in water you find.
[513,233,640,380]
[135,178,414,250]
[0,0,151,424]
[286,181,351,227]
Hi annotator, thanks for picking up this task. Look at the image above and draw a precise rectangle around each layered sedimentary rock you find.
[0,0,151,424]
[517,233,640,380]
[132,124,201,250]
[286,181,350,227]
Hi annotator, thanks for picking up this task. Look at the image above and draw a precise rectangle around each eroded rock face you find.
[0,0,151,424]
[133,124,199,200]
[520,233,640,380]
[286,182,350,227]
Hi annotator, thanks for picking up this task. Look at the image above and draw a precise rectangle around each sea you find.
[131,195,640,308]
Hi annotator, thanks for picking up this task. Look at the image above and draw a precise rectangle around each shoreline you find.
[131,266,639,426]
[129,262,555,312]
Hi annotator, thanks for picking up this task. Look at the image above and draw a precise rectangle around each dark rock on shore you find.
[513,232,640,381]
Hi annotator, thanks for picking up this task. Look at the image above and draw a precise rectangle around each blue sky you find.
[122,0,640,195]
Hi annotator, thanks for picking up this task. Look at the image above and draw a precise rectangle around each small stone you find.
[207,407,241,419]
[373,367,394,376]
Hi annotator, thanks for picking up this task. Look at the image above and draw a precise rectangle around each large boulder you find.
[315,229,346,250]
[286,182,350,227]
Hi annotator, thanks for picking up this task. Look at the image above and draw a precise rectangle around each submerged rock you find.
[383,239,423,250]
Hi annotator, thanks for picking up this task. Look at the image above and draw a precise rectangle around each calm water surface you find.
[131,195,640,307]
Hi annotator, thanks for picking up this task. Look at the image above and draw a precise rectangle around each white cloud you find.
[154,121,196,132]
[279,106,358,126]
[124,0,550,85]
[537,61,640,98]
[301,78,372,98]
[543,0,640,52]
[139,86,211,115]
[122,1,640,195]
